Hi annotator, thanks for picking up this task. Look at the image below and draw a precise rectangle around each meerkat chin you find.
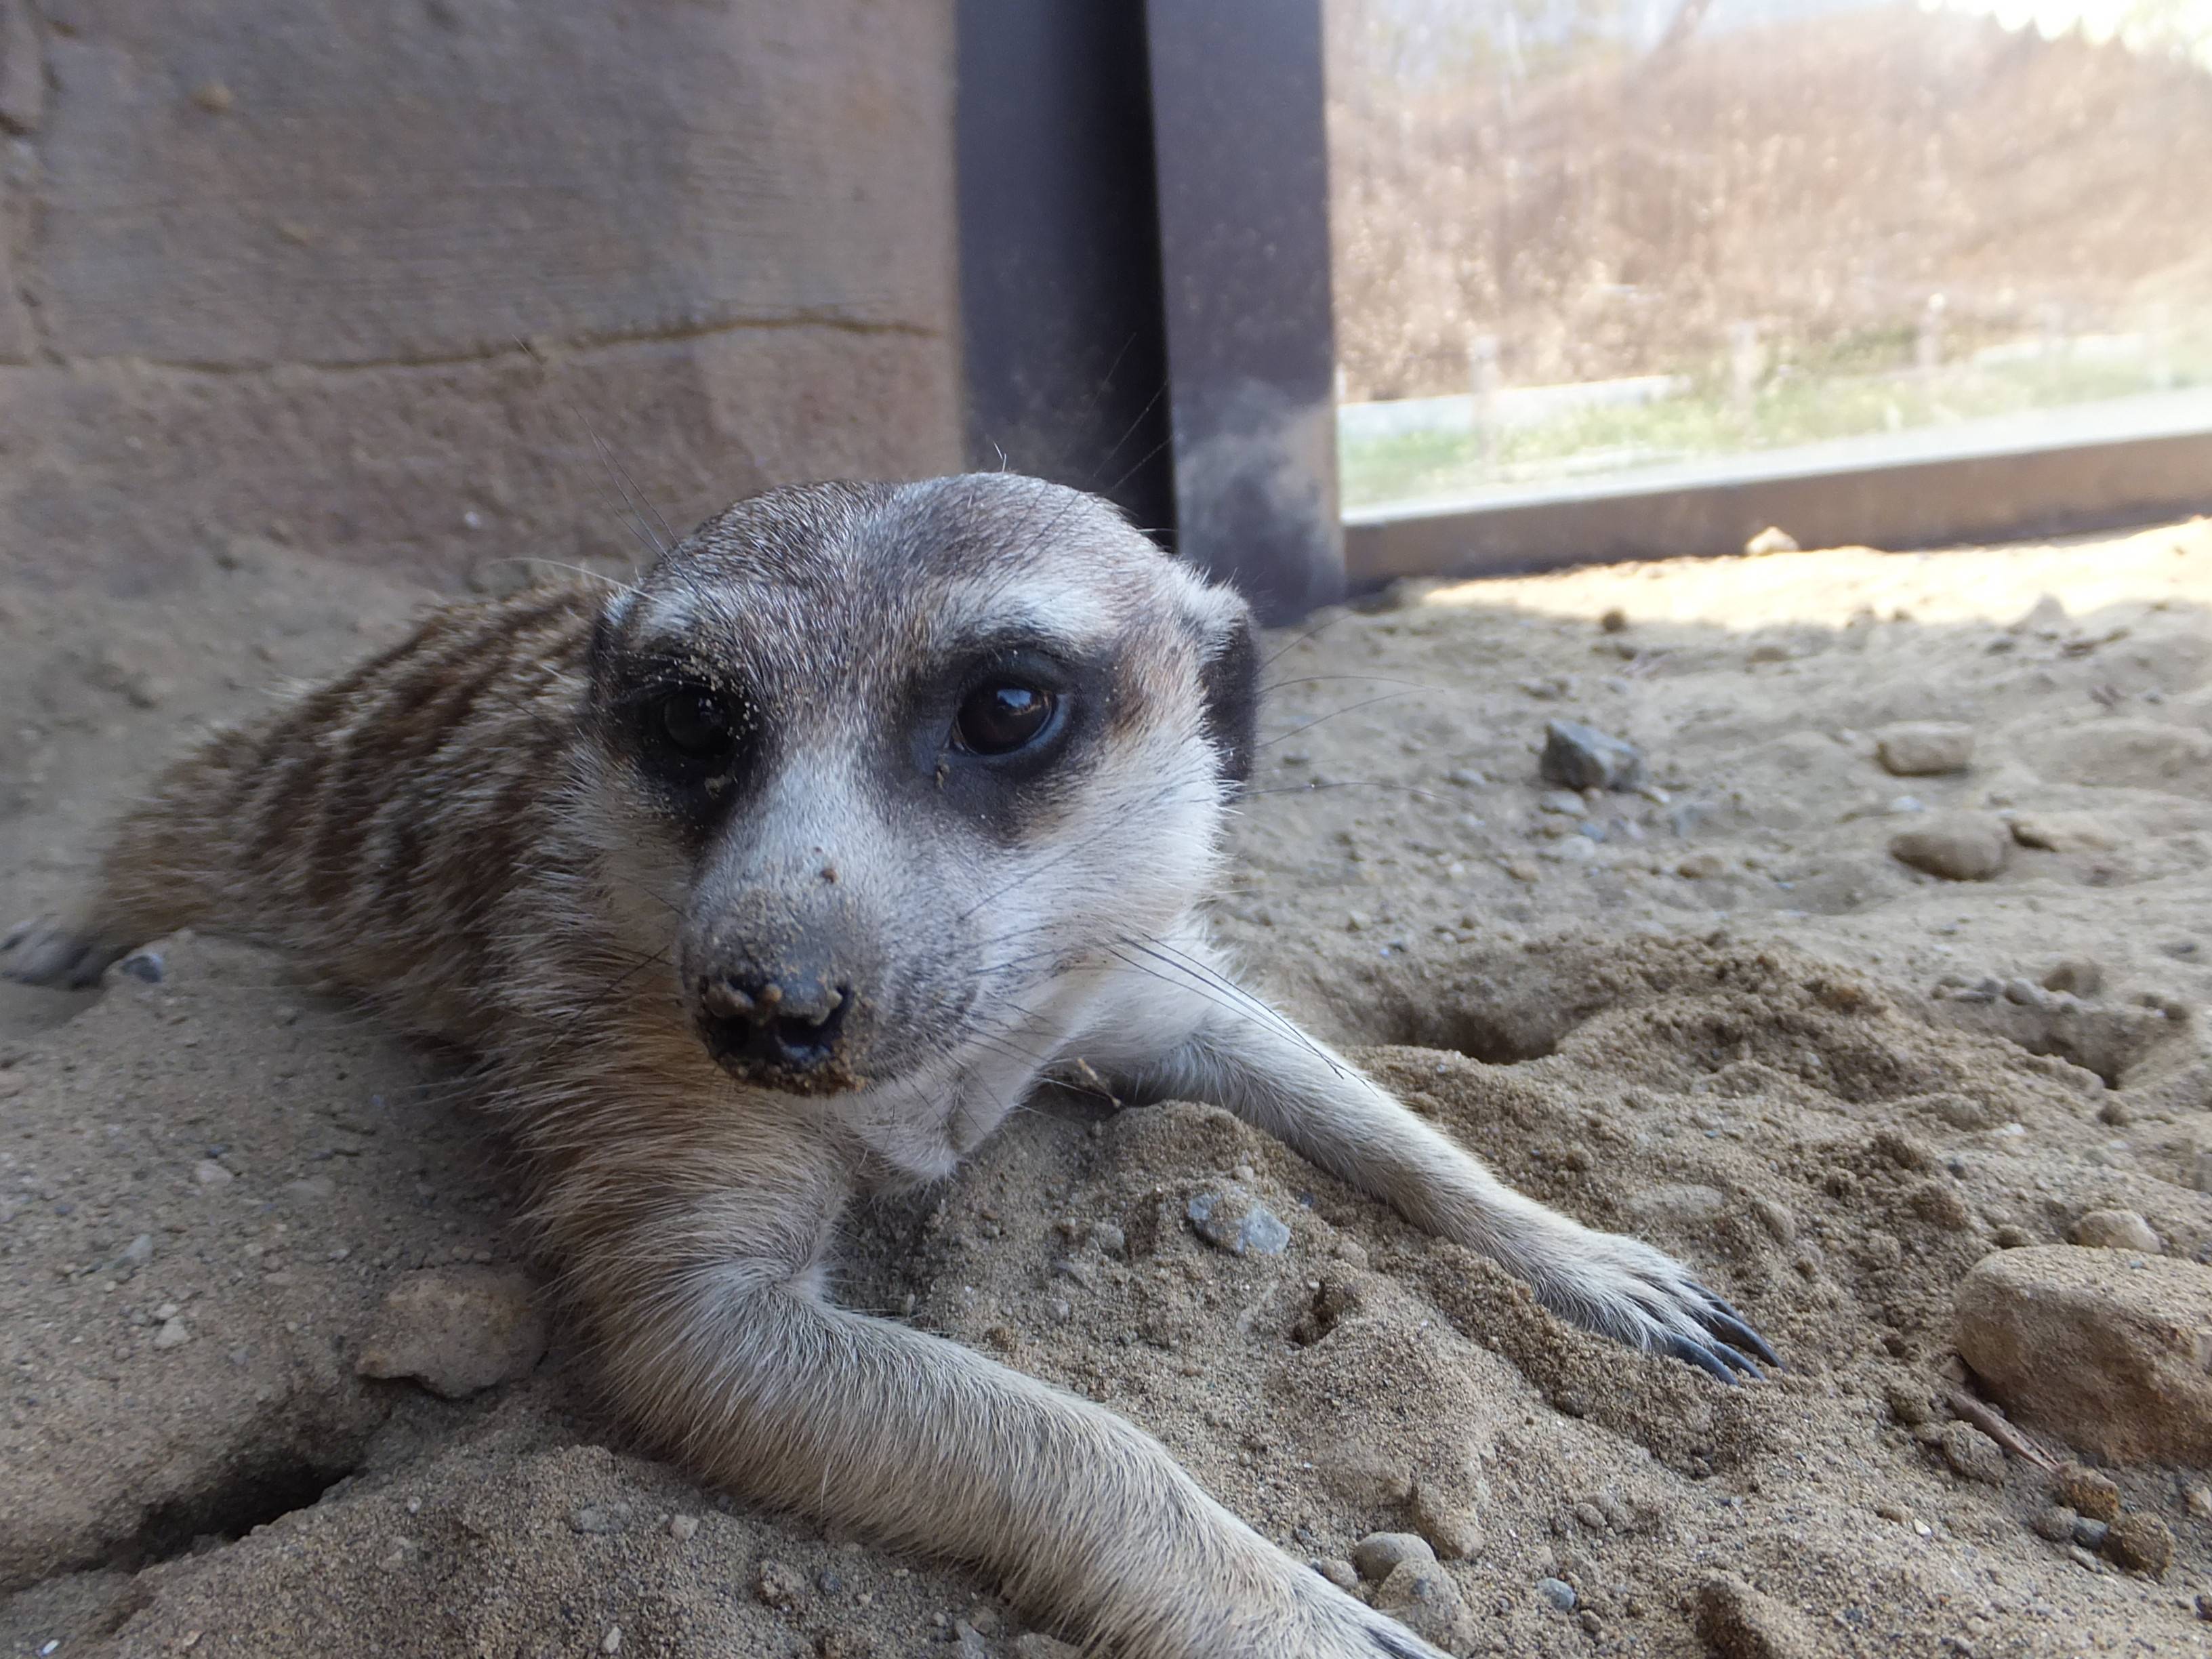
[3,473,1776,1659]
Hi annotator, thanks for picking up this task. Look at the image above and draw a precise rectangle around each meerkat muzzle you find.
[697,968,852,1076]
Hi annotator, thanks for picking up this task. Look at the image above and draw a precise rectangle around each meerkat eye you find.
[650,687,739,762]
[953,681,1058,757]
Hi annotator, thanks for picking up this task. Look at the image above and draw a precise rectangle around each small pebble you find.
[1537,1576,1578,1612]
[1185,1191,1290,1256]
[1089,1221,1126,1259]
[1873,722,1974,777]
[1350,1532,1433,1582]
[1311,1557,1359,1592]
[1540,720,1644,792]
[2069,1210,2160,1252]
[2073,1516,2109,1551]
[572,1507,613,1535]
[600,1627,621,1655]
[2030,1506,2076,1542]
[1370,1559,1469,1645]
[118,950,165,983]
[152,1317,191,1349]
[1889,814,2010,881]
[670,1513,699,1541]
[1572,1502,1607,1532]
[756,1559,808,1610]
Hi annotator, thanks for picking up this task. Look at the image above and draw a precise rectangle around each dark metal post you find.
[1145,0,1343,623]
[955,1,1176,540]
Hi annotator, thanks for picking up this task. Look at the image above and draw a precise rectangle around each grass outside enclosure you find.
[1328,0,2212,511]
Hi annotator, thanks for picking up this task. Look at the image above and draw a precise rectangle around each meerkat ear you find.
[1191,586,1261,789]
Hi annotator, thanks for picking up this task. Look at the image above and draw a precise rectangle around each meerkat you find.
[5,474,1774,1658]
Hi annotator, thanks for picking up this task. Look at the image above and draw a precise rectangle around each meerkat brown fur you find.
[5,475,1775,1658]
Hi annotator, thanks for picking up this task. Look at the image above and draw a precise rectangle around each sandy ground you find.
[4,520,2212,1657]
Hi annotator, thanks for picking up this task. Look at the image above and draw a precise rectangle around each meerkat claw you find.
[1690,1285,1783,1369]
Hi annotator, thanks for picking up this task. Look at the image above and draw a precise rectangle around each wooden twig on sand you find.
[1945,1385,2058,1471]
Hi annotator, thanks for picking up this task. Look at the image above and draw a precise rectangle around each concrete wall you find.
[1,0,960,593]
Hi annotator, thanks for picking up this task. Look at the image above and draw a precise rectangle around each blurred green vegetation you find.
[1339,334,2212,509]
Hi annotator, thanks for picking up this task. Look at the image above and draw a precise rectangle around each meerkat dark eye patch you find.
[952,681,1059,757]
[622,680,759,796]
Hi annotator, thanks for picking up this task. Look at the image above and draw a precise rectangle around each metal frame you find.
[955,1,1176,543]
[1347,392,2212,583]
[955,0,1342,625]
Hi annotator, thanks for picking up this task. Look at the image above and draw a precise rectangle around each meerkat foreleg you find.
[541,1125,1446,1659]
[1098,938,1775,1380]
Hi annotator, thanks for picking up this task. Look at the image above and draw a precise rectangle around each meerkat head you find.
[575,474,1258,1173]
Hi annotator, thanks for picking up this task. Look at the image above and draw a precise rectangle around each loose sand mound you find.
[5,522,2212,1656]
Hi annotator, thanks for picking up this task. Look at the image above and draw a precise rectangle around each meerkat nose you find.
[697,969,852,1075]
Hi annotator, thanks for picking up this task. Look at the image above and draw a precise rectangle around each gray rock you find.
[1372,1560,1470,1646]
[354,1265,548,1399]
[1540,720,1645,792]
[121,1232,155,1265]
[2010,812,2118,853]
[1186,1189,1290,1256]
[151,1316,191,1349]
[1956,1247,2212,1463]
[1889,813,2011,880]
[1536,1576,1578,1612]
[1350,1532,1434,1582]
[2030,1505,2076,1542]
[2072,1515,2109,1551]
[1311,1557,1360,1592]
[2069,1209,2160,1252]
[1873,722,1973,777]
[118,949,165,983]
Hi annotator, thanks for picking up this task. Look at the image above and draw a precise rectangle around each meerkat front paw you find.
[1537,1227,1779,1383]
[0,918,121,989]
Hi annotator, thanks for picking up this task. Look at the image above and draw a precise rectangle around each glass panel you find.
[1327,0,2212,512]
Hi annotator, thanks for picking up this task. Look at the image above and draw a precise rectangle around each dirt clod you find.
[2106,1513,2175,1578]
